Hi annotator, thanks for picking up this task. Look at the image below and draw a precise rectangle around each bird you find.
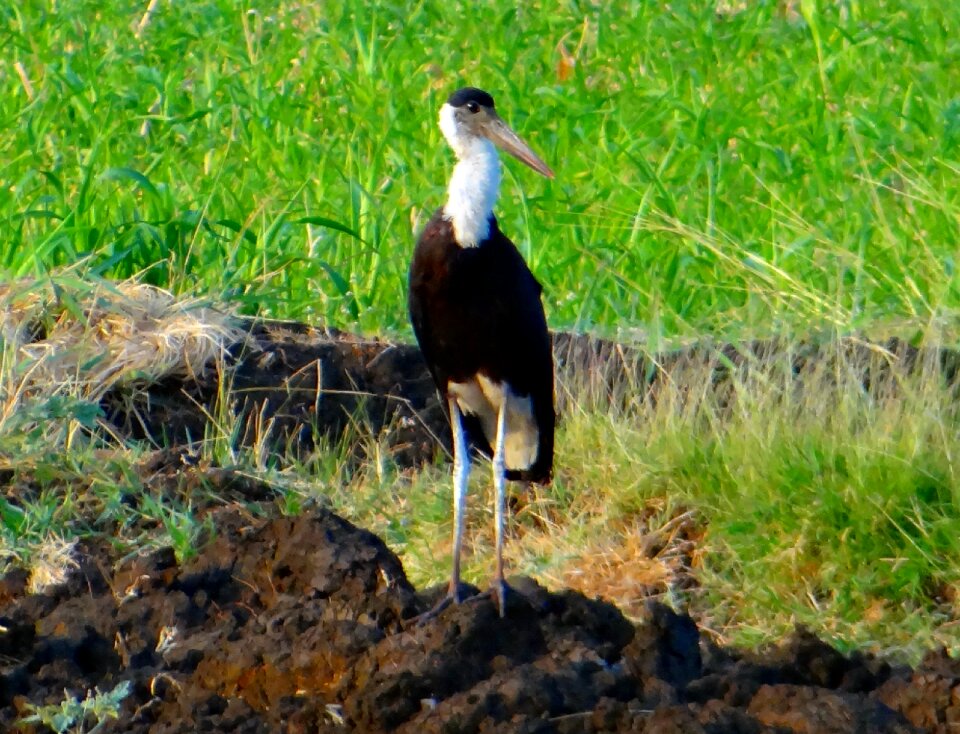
[408,87,556,618]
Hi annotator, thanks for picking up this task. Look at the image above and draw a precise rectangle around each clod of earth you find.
[1,500,957,733]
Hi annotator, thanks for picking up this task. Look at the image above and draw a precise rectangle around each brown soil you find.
[2,496,958,733]
[5,322,960,732]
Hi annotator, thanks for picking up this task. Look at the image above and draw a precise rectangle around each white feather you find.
[438,103,501,248]
[448,375,539,471]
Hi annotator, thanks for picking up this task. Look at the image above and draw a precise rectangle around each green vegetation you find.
[19,680,131,733]
[4,1,959,337]
[3,0,960,661]
[328,342,960,657]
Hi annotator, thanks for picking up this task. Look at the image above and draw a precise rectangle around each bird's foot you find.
[463,577,514,618]
[408,595,454,626]
[407,581,476,627]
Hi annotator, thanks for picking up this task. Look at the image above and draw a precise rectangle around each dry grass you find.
[0,275,254,485]
[553,512,698,618]
[27,536,79,595]
[1,277,249,401]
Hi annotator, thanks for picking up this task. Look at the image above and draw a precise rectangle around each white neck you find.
[438,105,501,248]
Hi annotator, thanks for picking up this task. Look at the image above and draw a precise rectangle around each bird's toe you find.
[407,581,480,626]
[491,577,512,618]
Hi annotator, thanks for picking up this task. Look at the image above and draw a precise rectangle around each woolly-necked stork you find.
[408,87,555,618]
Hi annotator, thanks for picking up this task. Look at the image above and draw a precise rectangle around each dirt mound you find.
[8,315,960,731]
[1,500,957,733]
[98,320,960,471]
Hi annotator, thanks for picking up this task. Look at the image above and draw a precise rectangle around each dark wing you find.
[408,210,456,394]
[481,219,554,482]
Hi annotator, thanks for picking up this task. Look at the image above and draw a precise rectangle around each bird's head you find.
[438,87,554,179]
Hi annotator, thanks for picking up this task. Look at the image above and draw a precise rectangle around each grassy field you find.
[3,0,960,658]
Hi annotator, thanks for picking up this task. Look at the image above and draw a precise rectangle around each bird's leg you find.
[449,396,471,603]
[409,397,471,626]
[492,400,508,617]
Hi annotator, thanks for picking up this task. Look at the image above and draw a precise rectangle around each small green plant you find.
[138,494,211,563]
[19,680,131,734]
[0,393,102,462]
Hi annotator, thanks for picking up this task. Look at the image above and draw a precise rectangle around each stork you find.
[408,87,555,618]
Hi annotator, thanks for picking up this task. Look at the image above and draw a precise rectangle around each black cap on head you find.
[447,87,495,109]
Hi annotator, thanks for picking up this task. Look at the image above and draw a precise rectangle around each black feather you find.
[447,87,495,110]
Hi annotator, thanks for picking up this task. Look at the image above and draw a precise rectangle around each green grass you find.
[3,0,960,660]
[3,1,960,337]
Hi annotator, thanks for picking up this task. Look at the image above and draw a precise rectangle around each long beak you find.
[483,114,555,179]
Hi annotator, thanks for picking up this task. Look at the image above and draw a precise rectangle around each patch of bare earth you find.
[0,493,954,733]
[5,284,960,731]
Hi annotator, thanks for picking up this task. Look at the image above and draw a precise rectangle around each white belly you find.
[448,374,539,471]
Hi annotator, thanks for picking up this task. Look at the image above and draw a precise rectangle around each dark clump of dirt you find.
[101,321,451,470]
[1,502,957,733]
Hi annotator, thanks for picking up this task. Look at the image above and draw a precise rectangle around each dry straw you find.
[0,278,250,405]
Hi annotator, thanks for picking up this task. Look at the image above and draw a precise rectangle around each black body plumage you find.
[408,208,554,482]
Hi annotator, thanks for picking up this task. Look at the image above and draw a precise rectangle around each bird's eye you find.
[466,101,479,114]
